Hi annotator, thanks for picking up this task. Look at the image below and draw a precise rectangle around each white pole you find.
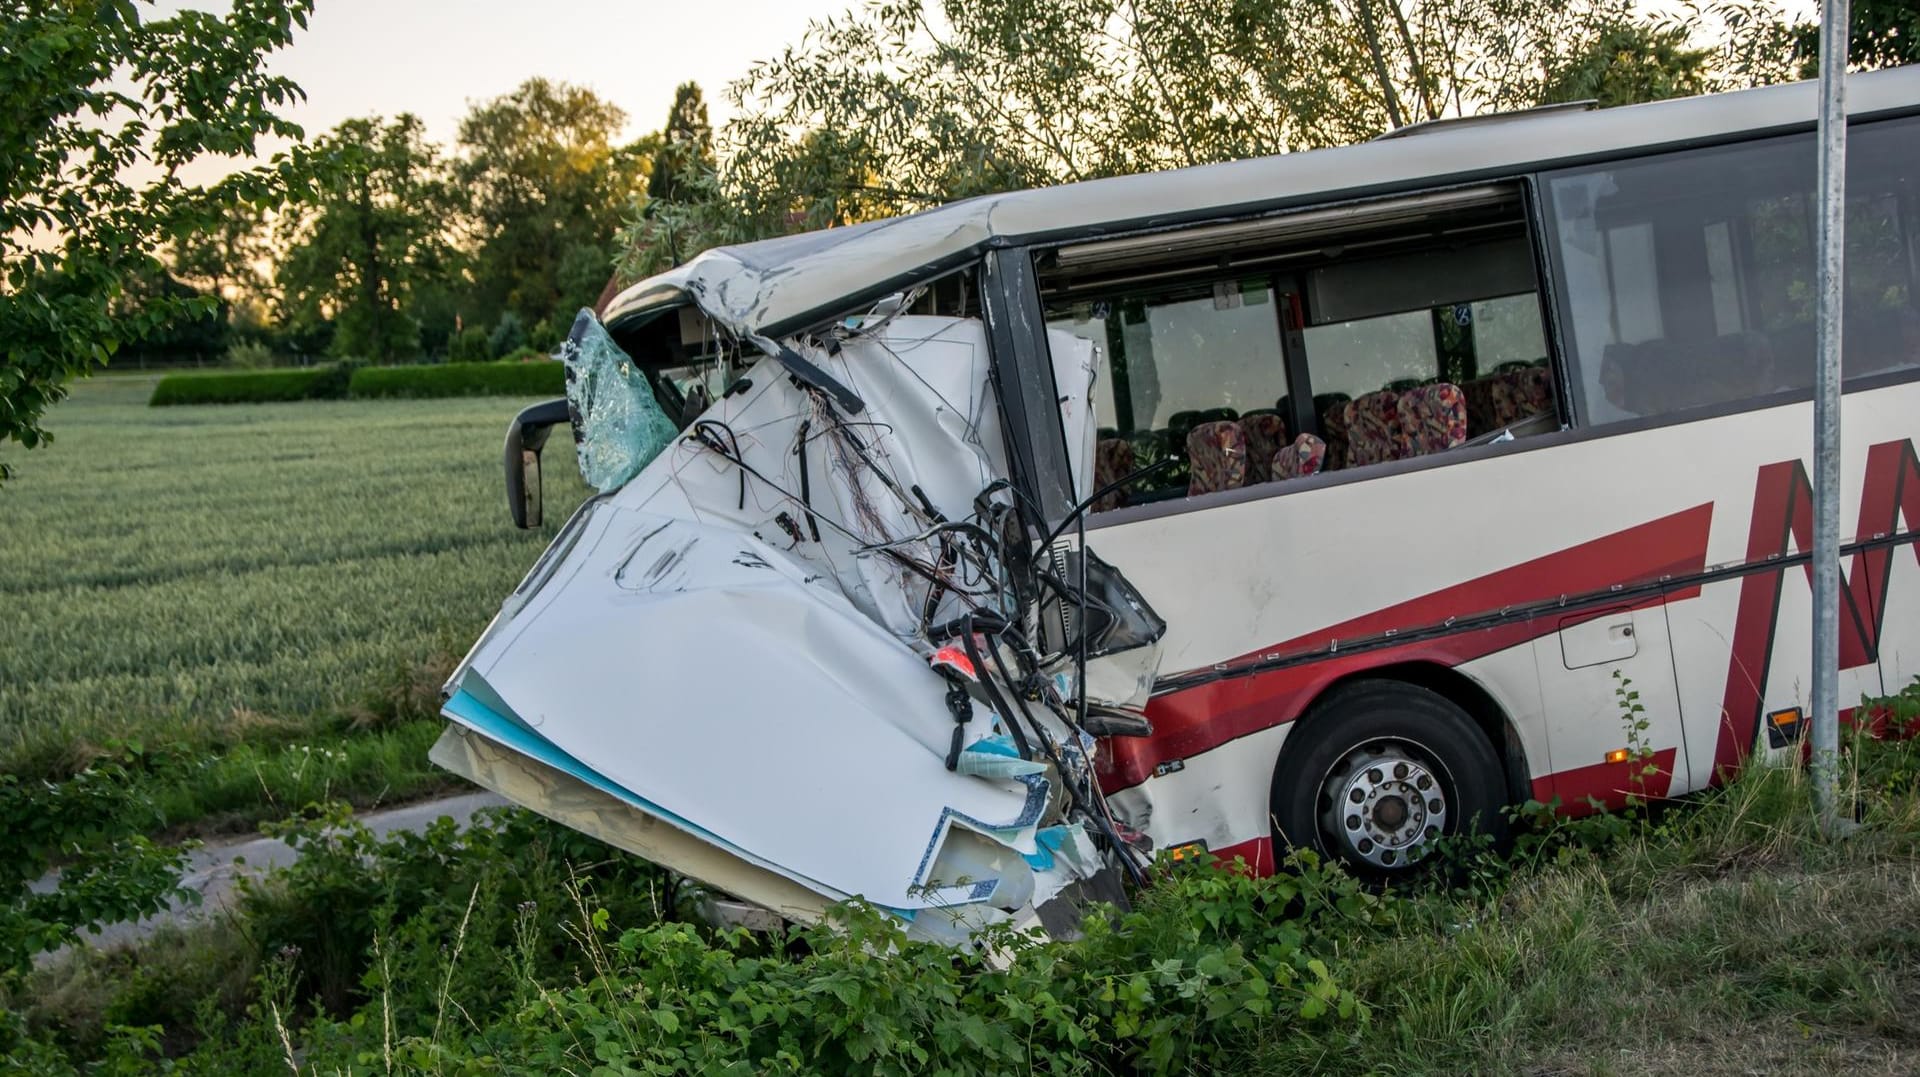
[1811,0,1849,837]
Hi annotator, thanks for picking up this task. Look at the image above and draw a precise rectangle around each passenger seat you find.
[1314,393,1352,470]
[1092,436,1135,512]
[1397,383,1469,457]
[1238,411,1288,484]
[1274,433,1327,480]
[1186,420,1247,496]
[1344,389,1409,467]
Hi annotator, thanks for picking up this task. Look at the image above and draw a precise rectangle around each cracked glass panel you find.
[560,309,679,492]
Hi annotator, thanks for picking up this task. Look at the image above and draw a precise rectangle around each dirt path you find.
[31,790,506,951]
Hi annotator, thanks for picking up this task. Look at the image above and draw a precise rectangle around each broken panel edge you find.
[429,724,834,925]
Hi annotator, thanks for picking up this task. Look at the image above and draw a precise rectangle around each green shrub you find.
[0,750,193,972]
[148,368,332,406]
[528,316,561,352]
[447,324,491,363]
[346,359,564,399]
[222,340,274,370]
[488,311,526,359]
[305,359,357,401]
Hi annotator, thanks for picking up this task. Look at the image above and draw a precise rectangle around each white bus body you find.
[446,68,1920,926]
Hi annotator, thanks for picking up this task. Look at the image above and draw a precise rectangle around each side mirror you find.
[504,397,571,529]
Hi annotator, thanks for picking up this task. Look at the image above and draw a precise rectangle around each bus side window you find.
[1296,234,1555,466]
[1046,281,1291,507]
[1543,114,1920,427]
[1038,183,1564,514]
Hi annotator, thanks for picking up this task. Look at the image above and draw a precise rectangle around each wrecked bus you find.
[437,67,1920,939]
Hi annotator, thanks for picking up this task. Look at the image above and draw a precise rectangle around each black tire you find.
[1271,681,1508,878]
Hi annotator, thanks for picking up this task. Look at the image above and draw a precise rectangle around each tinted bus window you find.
[1544,115,1920,426]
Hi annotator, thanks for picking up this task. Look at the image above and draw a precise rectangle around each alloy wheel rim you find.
[1318,741,1449,869]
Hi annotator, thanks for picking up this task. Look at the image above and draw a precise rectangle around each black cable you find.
[792,418,822,541]
[1040,456,1179,551]
[689,419,747,510]
[958,623,1034,763]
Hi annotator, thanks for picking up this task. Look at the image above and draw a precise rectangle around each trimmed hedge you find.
[147,360,564,406]
[149,366,343,406]
[348,359,564,399]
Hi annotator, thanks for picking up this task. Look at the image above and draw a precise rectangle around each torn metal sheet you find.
[443,313,1161,944]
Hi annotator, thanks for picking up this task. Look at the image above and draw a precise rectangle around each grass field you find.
[0,375,586,801]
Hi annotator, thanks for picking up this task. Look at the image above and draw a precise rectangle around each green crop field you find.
[0,375,588,783]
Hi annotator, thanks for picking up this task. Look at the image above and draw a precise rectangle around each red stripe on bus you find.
[1101,503,1715,791]
[1208,836,1274,875]
[1713,439,1920,776]
[1531,746,1679,814]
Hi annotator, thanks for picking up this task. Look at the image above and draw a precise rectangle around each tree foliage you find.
[0,0,311,480]
[458,78,651,325]
[648,81,716,206]
[1794,0,1920,75]
[1539,19,1715,107]
[620,0,1643,280]
[276,115,461,362]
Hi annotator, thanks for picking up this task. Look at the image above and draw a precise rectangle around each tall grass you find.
[1251,723,1920,1075]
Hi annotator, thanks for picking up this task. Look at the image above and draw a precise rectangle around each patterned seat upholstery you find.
[1397,383,1469,456]
[1092,436,1135,513]
[1237,411,1288,484]
[1490,366,1554,426]
[1314,393,1352,471]
[1461,375,1502,435]
[1186,420,1247,496]
[1343,389,1409,468]
[1512,366,1554,419]
[1273,433,1327,480]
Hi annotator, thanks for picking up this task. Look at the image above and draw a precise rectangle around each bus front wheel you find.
[1272,681,1508,877]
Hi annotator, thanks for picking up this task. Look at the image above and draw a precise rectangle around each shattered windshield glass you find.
[559,308,680,493]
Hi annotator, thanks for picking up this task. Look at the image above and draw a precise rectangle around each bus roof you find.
[604,66,1920,341]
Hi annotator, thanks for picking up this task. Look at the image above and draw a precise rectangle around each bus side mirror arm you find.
[504,397,572,529]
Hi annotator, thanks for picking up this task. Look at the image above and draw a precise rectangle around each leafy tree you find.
[0,0,311,481]
[647,81,716,206]
[457,78,651,327]
[112,268,228,368]
[276,115,461,362]
[1539,19,1715,106]
[167,197,269,314]
[1794,0,1920,75]
[619,0,1630,280]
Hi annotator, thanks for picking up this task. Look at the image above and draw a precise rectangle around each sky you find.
[163,0,854,153]
[152,0,1822,185]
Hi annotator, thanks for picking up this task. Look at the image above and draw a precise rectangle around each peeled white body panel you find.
[445,316,1131,924]
[459,510,1046,910]
[609,316,1018,645]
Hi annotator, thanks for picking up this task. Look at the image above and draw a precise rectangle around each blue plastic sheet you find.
[560,308,679,492]
[955,733,1047,779]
